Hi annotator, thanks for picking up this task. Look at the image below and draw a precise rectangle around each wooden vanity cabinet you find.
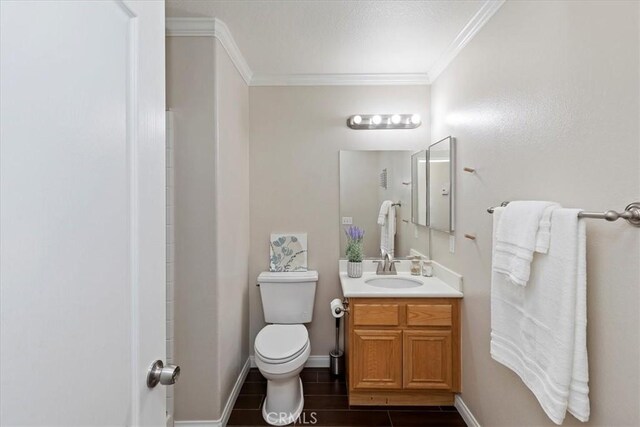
[346,298,461,406]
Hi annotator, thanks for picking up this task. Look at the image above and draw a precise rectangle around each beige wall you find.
[249,86,430,357]
[167,36,219,421]
[167,37,250,421]
[214,38,251,418]
[429,1,640,426]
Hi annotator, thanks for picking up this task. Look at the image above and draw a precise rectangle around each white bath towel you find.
[493,201,560,286]
[378,200,396,257]
[491,207,589,425]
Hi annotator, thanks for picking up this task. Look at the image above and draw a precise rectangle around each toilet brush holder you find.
[330,317,345,377]
[329,350,344,377]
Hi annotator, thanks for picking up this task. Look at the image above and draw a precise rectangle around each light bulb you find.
[411,114,421,125]
[391,114,402,124]
[372,115,382,125]
[352,115,362,125]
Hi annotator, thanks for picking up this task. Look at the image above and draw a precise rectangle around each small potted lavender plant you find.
[344,225,365,278]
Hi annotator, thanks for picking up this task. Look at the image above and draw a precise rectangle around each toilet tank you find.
[258,271,318,323]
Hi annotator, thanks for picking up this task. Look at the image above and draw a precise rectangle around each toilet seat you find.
[255,324,309,364]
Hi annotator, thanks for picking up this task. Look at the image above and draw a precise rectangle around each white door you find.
[0,1,167,425]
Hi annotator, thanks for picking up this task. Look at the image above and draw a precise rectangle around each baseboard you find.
[175,357,250,427]
[305,355,331,368]
[174,422,217,427]
[249,354,330,368]
[454,395,481,427]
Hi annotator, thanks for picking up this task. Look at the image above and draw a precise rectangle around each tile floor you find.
[227,368,467,426]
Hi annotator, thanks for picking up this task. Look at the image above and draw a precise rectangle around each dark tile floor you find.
[227,368,467,426]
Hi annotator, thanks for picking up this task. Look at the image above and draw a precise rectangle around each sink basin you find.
[364,276,423,289]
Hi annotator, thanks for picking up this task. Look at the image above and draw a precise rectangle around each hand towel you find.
[491,207,589,425]
[493,201,560,286]
[378,200,392,226]
[378,200,396,257]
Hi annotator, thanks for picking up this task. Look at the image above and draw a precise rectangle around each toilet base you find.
[262,378,304,426]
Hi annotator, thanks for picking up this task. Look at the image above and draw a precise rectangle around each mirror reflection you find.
[428,136,454,232]
[340,150,429,259]
[411,150,428,226]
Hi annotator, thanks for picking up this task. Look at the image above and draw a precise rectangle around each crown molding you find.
[427,0,505,82]
[166,17,253,85]
[167,1,504,87]
[250,73,430,87]
[166,17,216,36]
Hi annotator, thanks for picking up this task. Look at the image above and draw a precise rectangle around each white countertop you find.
[338,259,463,299]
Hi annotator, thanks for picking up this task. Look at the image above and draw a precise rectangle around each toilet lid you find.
[255,324,309,363]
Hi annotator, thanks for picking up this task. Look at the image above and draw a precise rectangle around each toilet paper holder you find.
[334,299,350,315]
[329,299,349,377]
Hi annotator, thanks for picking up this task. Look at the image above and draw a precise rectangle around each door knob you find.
[147,360,180,388]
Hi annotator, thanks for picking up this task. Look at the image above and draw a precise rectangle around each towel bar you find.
[487,201,640,227]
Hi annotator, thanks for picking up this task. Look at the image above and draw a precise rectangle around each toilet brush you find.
[329,317,345,377]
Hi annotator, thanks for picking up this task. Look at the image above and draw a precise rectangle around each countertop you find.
[338,259,463,298]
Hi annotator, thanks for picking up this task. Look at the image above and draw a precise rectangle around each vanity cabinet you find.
[346,298,461,406]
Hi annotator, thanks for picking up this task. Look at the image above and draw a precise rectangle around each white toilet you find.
[255,270,318,426]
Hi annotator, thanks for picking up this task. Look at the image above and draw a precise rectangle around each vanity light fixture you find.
[347,114,421,130]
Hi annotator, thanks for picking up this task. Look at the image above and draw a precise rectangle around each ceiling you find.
[166,0,503,85]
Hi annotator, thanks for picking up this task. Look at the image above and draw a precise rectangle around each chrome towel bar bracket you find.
[487,201,640,227]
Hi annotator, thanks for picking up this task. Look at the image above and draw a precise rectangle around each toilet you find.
[255,270,318,426]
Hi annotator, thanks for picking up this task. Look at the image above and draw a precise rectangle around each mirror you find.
[411,150,428,226]
[428,136,454,233]
[339,150,429,259]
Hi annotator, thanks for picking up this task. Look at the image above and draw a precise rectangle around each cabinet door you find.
[352,329,402,389]
[403,330,452,390]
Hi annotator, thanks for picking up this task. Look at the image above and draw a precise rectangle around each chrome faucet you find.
[375,251,399,275]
